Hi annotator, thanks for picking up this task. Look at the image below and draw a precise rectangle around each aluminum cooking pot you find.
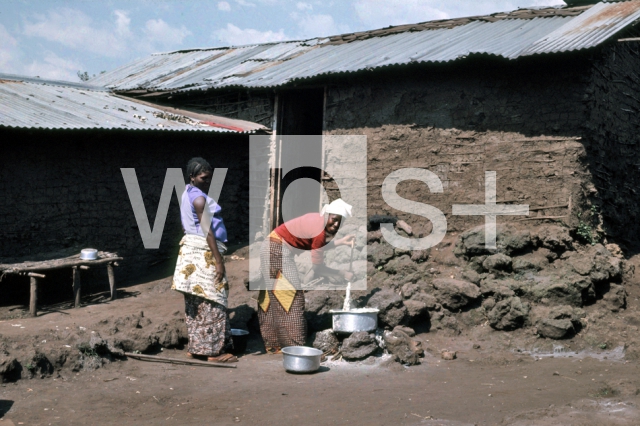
[330,308,379,334]
[80,248,98,260]
[281,346,322,373]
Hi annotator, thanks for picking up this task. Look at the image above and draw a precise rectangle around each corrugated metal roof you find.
[90,1,640,93]
[522,1,640,54]
[0,74,266,132]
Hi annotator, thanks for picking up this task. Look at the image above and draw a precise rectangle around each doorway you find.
[271,88,325,228]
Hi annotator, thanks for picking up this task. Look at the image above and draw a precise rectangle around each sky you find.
[0,0,564,82]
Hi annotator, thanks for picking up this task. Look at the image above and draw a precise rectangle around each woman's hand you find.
[336,234,356,247]
[215,263,226,284]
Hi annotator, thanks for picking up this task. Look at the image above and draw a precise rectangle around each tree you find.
[77,71,90,82]
[77,70,106,82]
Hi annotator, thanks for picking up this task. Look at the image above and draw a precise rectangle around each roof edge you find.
[0,73,108,92]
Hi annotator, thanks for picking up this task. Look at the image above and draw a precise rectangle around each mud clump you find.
[341,332,379,360]
[311,329,340,354]
[23,351,54,378]
[367,289,407,329]
[432,278,481,311]
[383,328,423,365]
[0,353,21,382]
[487,297,530,331]
[304,291,343,332]
[339,221,631,347]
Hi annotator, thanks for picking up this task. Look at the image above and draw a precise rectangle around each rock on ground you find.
[488,297,529,331]
[367,242,395,267]
[311,330,339,354]
[432,278,481,310]
[383,329,423,365]
[384,255,418,276]
[602,284,626,312]
[393,325,416,337]
[537,318,574,339]
[482,253,512,272]
[304,291,344,332]
[341,331,379,361]
[539,225,572,252]
[455,224,534,257]
[367,289,407,328]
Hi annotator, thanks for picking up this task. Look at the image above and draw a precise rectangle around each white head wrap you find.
[320,198,353,218]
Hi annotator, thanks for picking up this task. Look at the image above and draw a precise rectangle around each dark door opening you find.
[272,88,325,228]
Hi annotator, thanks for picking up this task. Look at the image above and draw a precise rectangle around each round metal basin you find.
[330,308,379,334]
[281,346,322,373]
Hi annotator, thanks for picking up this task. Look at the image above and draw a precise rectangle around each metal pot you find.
[330,308,379,334]
[230,329,249,355]
[80,248,98,260]
[281,346,322,373]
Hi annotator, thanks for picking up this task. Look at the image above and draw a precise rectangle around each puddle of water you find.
[517,344,625,361]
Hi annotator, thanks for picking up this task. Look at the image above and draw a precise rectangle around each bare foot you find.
[207,353,238,363]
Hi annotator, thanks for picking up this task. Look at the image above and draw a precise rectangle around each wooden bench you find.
[0,251,123,317]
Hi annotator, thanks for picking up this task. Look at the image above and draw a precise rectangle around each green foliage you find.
[77,71,90,82]
[77,70,105,82]
[591,385,619,398]
[25,363,35,371]
[575,205,602,246]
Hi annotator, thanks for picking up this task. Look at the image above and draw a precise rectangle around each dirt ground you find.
[2,250,640,425]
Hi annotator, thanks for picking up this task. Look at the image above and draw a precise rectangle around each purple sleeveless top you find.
[180,185,228,243]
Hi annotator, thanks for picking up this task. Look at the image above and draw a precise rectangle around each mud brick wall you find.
[0,128,250,303]
[323,57,594,236]
[166,90,275,128]
[584,41,640,248]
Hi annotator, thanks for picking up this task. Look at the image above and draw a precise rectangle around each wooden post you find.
[72,266,81,308]
[107,263,116,300]
[29,276,37,317]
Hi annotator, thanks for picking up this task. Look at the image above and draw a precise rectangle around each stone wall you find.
[0,128,250,302]
[323,56,594,236]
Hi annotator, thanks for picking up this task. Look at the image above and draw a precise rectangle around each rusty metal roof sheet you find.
[91,1,640,92]
[0,74,266,132]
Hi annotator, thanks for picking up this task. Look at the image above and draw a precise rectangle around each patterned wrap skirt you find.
[183,294,231,357]
[172,234,231,356]
[257,233,307,350]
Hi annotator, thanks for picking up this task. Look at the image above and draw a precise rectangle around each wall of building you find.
[323,56,594,236]
[584,41,640,250]
[165,90,275,128]
[0,128,250,303]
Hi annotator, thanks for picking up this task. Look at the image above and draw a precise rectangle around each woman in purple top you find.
[172,157,236,363]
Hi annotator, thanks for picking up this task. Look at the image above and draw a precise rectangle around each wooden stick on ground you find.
[516,215,568,222]
[124,352,237,369]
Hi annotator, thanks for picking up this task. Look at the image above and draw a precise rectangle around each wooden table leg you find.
[108,263,116,300]
[30,276,38,317]
[73,266,81,308]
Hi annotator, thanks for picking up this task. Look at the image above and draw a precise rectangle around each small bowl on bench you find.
[80,249,98,260]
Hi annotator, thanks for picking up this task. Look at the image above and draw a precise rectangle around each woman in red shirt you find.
[257,199,355,353]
